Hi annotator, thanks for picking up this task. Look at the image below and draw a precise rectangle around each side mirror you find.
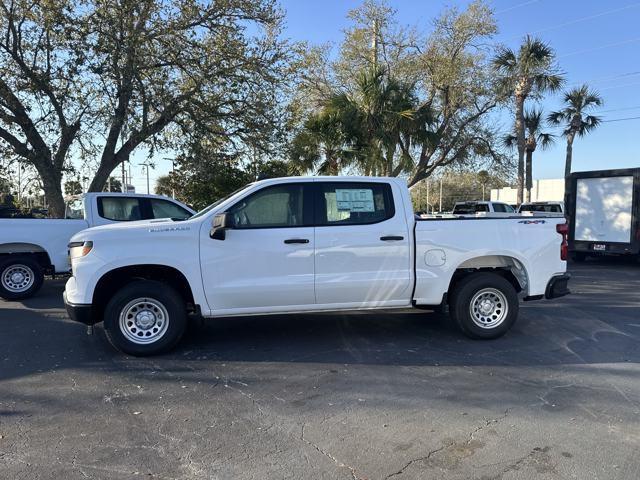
[209,212,231,240]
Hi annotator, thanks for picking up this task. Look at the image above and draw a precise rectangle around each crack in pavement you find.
[300,423,362,480]
[385,408,512,479]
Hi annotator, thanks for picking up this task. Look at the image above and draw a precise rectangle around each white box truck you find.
[566,168,639,261]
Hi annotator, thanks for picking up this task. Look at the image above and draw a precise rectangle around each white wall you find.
[491,178,565,204]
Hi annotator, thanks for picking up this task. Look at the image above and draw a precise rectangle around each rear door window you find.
[97,197,143,221]
[316,182,394,225]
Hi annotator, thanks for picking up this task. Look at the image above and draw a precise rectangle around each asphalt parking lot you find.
[1,259,639,480]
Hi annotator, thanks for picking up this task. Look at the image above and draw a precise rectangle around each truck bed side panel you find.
[0,219,89,272]
[413,218,565,305]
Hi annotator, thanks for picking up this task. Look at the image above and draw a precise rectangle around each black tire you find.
[103,280,187,356]
[0,255,44,300]
[449,273,519,339]
[572,252,587,262]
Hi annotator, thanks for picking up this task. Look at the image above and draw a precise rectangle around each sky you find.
[136,0,640,193]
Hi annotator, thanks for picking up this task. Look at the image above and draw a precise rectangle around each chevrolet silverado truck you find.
[0,193,194,300]
[63,176,570,356]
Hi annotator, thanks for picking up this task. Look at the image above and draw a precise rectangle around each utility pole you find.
[439,178,443,213]
[121,162,126,193]
[426,181,430,214]
[139,161,154,194]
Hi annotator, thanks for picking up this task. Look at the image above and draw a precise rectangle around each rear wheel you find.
[449,273,519,339]
[0,256,44,300]
[103,280,187,356]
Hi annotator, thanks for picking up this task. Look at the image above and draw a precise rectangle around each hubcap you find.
[469,288,509,329]
[2,264,35,293]
[119,298,170,345]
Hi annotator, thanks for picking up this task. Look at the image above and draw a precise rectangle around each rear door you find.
[313,180,412,308]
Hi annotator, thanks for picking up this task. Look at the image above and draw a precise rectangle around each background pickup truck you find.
[452,200,516,215]
[64,176,570,356]
[0,193,194,300]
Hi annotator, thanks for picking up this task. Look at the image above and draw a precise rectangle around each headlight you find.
[68,241,93,260]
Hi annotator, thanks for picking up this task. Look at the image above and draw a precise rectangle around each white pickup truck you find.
[63,176,570,356]
[0,192,194,300]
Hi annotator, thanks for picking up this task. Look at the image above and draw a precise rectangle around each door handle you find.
[284,238,310,244]
[380,236,404,241]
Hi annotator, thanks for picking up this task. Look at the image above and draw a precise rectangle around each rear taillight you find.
[556,223,568,261]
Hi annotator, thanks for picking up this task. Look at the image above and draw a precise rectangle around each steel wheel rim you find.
[469,288,508,329]
[119,297,170,345]
[2,264,35,293]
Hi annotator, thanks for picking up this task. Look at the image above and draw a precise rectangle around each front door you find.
[199,182,315,315]
[313,181,412,308]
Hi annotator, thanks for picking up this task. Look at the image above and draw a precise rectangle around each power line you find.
[529,2,640,36]
[599,80,640,91]
[602,116,640,123]
[495,0,541,15]
[558,37,640,58]
[600,105,640,113]
[568,71,640,87]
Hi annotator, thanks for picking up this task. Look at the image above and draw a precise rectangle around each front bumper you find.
[63,291,99,326]
[545,273,571,299]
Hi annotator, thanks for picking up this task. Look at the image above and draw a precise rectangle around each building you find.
[490,178,564,204]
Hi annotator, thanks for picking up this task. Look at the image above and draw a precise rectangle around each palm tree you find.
[547,84,602,178]
[493,36,564,204]
[289,105,354,176]
[504,109,554,202]
[342,67,419,177]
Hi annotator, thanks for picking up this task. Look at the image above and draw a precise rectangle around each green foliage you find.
[492,34,564,203]
[548,84,602,177]
[64,181,83,196]
[0,0,291,217]
[103,177,122,193]
[292,0,505,185]
[548,85,603,137]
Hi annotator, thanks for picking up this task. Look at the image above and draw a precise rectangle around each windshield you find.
[189,183,254,220]
[520,204,562,213]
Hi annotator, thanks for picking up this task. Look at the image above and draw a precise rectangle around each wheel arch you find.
[91,264,196,321]
[0,243,53,271]
[448,254,529,298]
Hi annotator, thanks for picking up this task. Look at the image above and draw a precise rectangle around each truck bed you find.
[413,216,566,305]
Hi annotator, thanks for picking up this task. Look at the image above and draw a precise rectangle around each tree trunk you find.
[564,134,574,179]
[514,95,526,205]
[525,149,533,203]
[37,164,65,218]
[88,160,118,192]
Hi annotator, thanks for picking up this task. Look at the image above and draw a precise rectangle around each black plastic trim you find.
[544,273,571,299]
[63,292,99,326]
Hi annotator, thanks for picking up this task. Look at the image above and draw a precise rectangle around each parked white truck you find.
[0,193,194,300]
[63,176,570,356]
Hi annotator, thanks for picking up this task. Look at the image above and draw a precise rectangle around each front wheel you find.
[449,273,519,339]
[0,256,44,300]
[103,280,187,356]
